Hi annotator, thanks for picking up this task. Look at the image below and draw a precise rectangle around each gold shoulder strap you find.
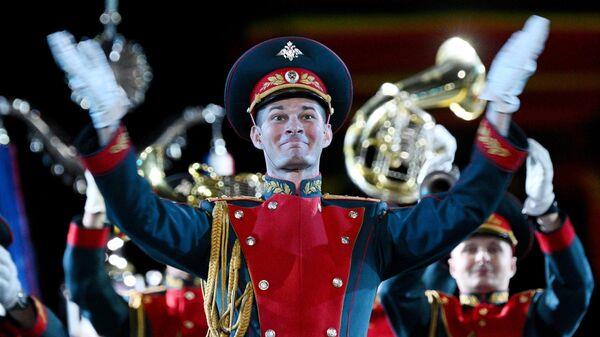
[425,290,442,337]
[128,292,145,337]
[202,200,254,337]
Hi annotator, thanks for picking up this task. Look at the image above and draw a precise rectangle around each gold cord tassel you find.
[202,201,255,337]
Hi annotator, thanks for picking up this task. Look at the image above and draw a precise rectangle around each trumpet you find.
[344,37,486,204]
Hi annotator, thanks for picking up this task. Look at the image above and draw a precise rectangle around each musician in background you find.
[0,216,67,337]
[62,171,209,337]
[378,139,594,337]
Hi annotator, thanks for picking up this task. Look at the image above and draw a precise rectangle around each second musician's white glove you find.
[83,170,107,229]
[84,170,106,215]
[480,15,550,114]
[47,31,130,129]
[523,138,556,216]
[417,124,457,185]
[0,246,23,309]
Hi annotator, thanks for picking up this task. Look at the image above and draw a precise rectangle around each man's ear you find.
[448,257,456,279]
[250,125,263,150]
[510,256,517,278]
[321,123,333,149]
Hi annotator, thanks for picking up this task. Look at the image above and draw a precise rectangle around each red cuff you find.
[82,125,132,175]
[19,297,48,337]
[475,119,527,172]
[535,217,576,254]
[67,223,110,249]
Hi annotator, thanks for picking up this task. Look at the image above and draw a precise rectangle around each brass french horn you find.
[137,104,263,205]
[344,37,486,204]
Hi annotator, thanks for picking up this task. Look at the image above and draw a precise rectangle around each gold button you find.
[348,210,358,219]
[441,297,449,304]
[332,278,343,288]
[184,291,196,301]
[246,236,256,246]
[341,236,350,245]
[234,210,244,219]
[268,201,278,210]
[265,329,276,337]
[326,328,338,336]
[184,320,194,329]
[259,280,269,290]
[479,320,486,327]
[478,307,488,316]
[519,295,529,303]
[143,296,152,304]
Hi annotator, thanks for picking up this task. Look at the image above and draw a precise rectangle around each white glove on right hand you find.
[479,15,550,114]
[47,31,130,129]
[0,246,22,309]
[523,138,556,216]
[417,124,457,185]
[208,151,235,176]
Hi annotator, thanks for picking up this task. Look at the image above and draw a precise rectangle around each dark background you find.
[1,0,598,335]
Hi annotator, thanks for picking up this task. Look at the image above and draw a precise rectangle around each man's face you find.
[448,236,516,294]
[250,97,332,172]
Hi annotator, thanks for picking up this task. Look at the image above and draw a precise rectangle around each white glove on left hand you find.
[48,31,130,129]
[480,15,550,114]
[417,124,457,185]
[0,246,23,309]
[523,138,556,216]
[83,170,107,229]
[84,170,106,214]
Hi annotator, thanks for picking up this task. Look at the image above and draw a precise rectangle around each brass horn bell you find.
[344,37,486,204]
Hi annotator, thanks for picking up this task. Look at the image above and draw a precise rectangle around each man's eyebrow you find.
[302,105,318,111]
[268,105,284,112]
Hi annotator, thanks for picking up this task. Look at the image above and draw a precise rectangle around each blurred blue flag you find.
[0,144,39,296]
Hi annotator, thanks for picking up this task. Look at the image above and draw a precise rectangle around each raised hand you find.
[480,15,550,135]
[523,138,556,216]
[480,15,550,113]
[47,31,130,129]
[417,124,458,185]
[82,170,107,229]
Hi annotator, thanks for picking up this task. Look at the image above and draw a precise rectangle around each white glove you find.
[84,170,106,214]
[47,31,130,129]
[83,170,107,229]
[208,151,235,176]
[523,138,556,216]
[480,15,550,114]
[0,246,22,309]
[417,124,457,185]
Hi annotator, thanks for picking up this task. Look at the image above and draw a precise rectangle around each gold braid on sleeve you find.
[202,201,255,337]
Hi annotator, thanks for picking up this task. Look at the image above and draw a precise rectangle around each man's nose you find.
[475,249,491,262]
[285,116,304,134]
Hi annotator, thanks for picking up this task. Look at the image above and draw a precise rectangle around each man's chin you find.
[278,156,313,171]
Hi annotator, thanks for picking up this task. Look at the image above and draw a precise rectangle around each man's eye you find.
[271,115,284,121]
[303,114,316,120]
[464,246,477,254]
[488,247,501,254]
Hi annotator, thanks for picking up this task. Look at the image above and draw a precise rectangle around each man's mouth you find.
[281,137,309,148]
[473,267,492,276]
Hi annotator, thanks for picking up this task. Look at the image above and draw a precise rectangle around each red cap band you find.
[248,67,331,115]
